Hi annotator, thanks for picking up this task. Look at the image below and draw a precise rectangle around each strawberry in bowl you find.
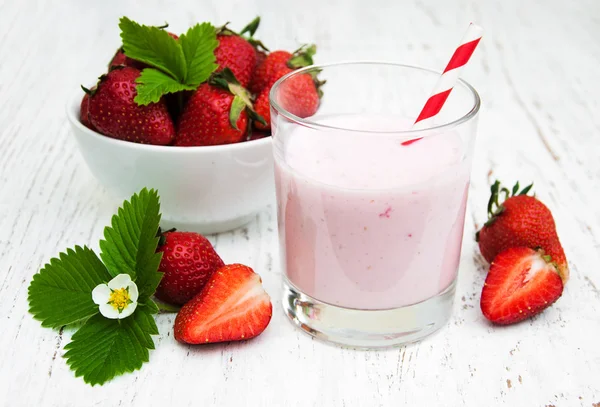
[68,17,322,233]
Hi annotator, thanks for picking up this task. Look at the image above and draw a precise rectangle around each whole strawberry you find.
[476,181,569,282]
[249,45,315,94]
[174,264,272,344]
[275,71,320,119]
[86,67,175,145]
[215,33,256,87]
[175,83,247,146]
[155,231,225,306]
[175,69,265,146]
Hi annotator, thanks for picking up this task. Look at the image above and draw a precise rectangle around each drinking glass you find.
[270,62,480,347]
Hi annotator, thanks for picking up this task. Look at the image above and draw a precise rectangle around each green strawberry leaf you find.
[240,16,260,37]
[28,246,112,329]
[179,22,219,85]
[99,188,163,302]
[119,17,187,82]
[288,44,316,68]
[64,307,158,386]
[134,68,196,105]
[141,298,160,314]
[229,96,246,130]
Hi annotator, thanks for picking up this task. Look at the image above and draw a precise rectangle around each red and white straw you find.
[403,23,483,145]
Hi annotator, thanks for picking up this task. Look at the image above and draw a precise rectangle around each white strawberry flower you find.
[92,274,139,319]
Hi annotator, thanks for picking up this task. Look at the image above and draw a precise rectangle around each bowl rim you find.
[67,89,272,153]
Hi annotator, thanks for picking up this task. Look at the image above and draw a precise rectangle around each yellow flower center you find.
[108,287,131,312]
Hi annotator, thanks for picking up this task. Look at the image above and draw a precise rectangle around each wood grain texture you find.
[1,0,599,405]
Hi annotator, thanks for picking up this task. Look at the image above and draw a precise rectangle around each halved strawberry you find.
[480,247,564,325]
[174,264,272,344]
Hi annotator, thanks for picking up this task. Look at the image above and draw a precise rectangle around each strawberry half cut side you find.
[174,264,272,344]
[480,247,564,325]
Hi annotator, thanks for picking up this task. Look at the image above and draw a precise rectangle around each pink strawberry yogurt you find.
[274,114,471,310]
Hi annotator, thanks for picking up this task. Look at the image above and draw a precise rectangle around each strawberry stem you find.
[210,68,266,127]
[486,180,535,224]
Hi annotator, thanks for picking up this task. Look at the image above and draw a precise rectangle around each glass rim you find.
[269,60,481,135]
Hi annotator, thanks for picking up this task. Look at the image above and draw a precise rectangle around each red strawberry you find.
[480,247,563,325]
[275,72,320,118]
[155,231,225,306]
[254,67,292,130]
[253,90,271,131]
[87,67,175,145]
[174,264,272,344]
[175,69,265,146]
[79,92,95,130]
[215,34,256,87]
[175,83,248,146]
[249,51,291,94]
[249,45,316,94]
[109,32,179,70]
[476,181,569,282]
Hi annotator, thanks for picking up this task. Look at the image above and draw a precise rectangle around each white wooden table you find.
[1,0,599,405]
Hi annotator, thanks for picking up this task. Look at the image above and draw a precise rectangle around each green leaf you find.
[520,183,534,196]
[99,188,163,301]
[288,44,316,68]
[512,182,520,196]
[28,246,112,328]
[119,17,187,82]
[134,68,196,105]
[179,22,219,85]
[240,16,260,37]
[64,309,158,386]
[141,298,161,314]
[229,96,246,130]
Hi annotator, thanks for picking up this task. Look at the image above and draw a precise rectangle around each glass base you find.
[282,278,456,348]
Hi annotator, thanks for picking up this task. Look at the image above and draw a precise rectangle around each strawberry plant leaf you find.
[99,188,163,301]
[134,68,196,105]
[179,22,219,85]
[64,308,158,386]
[141,298,160,314]
[28,246,112,328]
[119,17,187,82]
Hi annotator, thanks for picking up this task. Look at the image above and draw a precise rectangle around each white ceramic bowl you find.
[66,91,274,234]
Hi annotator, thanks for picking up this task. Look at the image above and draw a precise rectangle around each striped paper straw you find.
[402,23,483,145]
